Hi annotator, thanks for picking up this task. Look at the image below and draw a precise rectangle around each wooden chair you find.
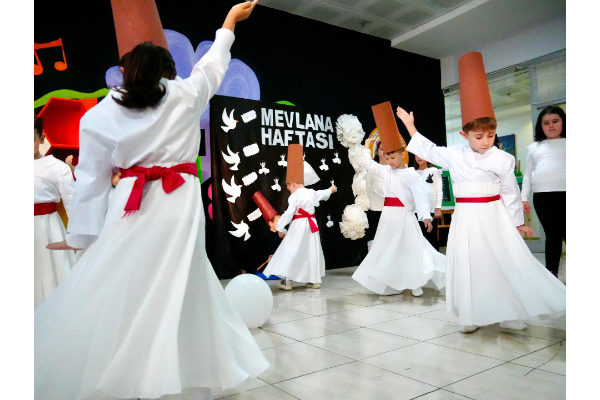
[437,209,454,241]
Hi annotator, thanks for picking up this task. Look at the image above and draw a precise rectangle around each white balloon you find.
[225,274,273,329]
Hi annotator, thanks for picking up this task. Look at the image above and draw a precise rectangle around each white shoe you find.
[306,283,321,289]
[499,321,528,330]
[459,325,479,334]
[277,281,292,291]
[411,287,424,297]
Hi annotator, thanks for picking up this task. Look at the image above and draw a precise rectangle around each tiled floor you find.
[215,253,566,400]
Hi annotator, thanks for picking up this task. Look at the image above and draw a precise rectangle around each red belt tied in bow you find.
[34,203,57,216]
[293,208,319,233]
[120,163,197,216]
[455,194,501,203]
[384,197,405,207]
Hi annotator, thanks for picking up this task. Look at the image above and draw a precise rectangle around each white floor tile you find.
[321,307,409,326]
[220,384,298,400]
[368,316,460,341]
[362,342,504,387]
[258,342,353,384]
[510,341,566,375]
[370,298,446,315]
[274,361,437,400]
[261,316,359,341]
[249,328,297,350]
[281,299,362,316]
[262,306,313,326]
[303,328,419,360]
[444,362,566,399]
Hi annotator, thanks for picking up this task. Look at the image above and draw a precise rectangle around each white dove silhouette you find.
[222,145,241,170]
[222,176,243,203]
[278,155,287,167]
[319,159,329,171]
[229,220,251,241]
[221,108,238,132]
[271,178,281,192]
[259,162,270,175]
[332,152,341,164]
[326,215,334,228]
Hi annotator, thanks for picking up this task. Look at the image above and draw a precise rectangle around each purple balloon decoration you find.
[105,66,123,88]
[164,29,195,79]
[195,41,214,64]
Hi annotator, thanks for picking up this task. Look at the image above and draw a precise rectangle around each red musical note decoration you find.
[34,38,67,76]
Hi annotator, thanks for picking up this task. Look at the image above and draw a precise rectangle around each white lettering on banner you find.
[284,111,294,127]
[316,132,328,149]
[261,127,272,145]
[295,112,305,129]
[261,108,273,126]
[275,110,284,127]
[325,117,333,132]
[305,114,315,130]
[295,130,305,145]
[272,129,284,146]
[284,130,294,146]
[305,131,315,148]
[314,115,324,131]
[329,134,334,149]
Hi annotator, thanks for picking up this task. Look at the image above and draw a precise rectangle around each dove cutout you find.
[271,178,281,192]
[259,162,270,175]
[319,159,329,171]
[332,152,341,164]
[221,108,238,132]
[222,144,241,170]
[326,215,334,228]
[278,155,287,167]
[222,176,243,203]
[229,220,251,241]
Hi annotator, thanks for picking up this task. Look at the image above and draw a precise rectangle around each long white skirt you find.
[447,182,566,326]
[34,211,75,308]
[352,206,446,295]
[35,176,269,400]
[264,218,325,283]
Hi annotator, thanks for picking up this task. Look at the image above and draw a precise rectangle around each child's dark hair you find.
[373,140,382,163]
[34,114,43,137]
[535,105,566,142]
[385,146,405,156]
[113,42,168,109]
[157,47,177,80]
[462,117,497,134]
[413,157,434,169]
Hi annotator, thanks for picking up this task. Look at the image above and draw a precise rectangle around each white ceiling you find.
[258,0,566,59]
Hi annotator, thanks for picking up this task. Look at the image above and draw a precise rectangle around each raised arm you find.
[362,139,388,178]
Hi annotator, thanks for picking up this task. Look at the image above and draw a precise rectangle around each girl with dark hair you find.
[522,105,566,277]
[414,155,442,250]
[34,115,75,309]
[35,2,267,400]
[365,139,386,247]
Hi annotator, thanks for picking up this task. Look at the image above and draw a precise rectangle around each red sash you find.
[384,197,405,207]
[455,194,501,203]
[293,208,319,233]
[120,163,198,216]
[34,203,57,216]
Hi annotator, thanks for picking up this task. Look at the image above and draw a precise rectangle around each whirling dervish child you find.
[399,51,566,333]
[34,115,76,309]
[352,102,445,297]
[263,144,337,290]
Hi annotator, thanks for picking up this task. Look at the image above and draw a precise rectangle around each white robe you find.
[264,187,332,283]
[407,132,566,326]
[352,149,445,294]
[34,155,76,308]
[34,29,269,400]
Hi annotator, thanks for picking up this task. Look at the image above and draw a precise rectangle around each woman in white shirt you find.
[35,3,268,400]
[365,139,386,248]
[414,156,443,250]
[521,105,566,277]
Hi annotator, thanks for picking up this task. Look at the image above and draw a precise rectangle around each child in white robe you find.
[264,144,337,290]
[396,51,565,334]
[34,116,76,308]
[352,106,445,297]
[35,3,268,400]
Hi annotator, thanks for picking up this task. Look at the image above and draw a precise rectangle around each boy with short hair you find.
[399,51,566,333]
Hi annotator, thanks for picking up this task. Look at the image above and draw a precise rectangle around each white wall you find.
[441,17,566,88]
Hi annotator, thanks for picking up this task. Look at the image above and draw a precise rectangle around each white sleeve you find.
[434,169,443,209]
[181,29,234,108]
[276,197,297,233]
[316,188,332,203]
[500,157,524,226]
[65,117,114,248]
[409,172,432,221]
[361,149,387,178]
[406,132,452,169]
[57,162,75,217]
[521,148,534,201]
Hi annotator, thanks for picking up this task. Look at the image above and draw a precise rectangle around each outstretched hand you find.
[47,240,80,251]
[365,138,374,149]
[330,185,338,193]
[396,107,414,125]
[223,0,258,31]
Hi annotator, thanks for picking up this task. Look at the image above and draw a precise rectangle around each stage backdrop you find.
[207,95,363,278]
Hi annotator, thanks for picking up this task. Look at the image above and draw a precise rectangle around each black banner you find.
[206,95,368,278]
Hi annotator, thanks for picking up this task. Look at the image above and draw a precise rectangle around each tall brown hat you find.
[111,0,169,58]
[286,144,304,184]
[252,192,278,223]
[372,101,403,153]
[458,52,495,127]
